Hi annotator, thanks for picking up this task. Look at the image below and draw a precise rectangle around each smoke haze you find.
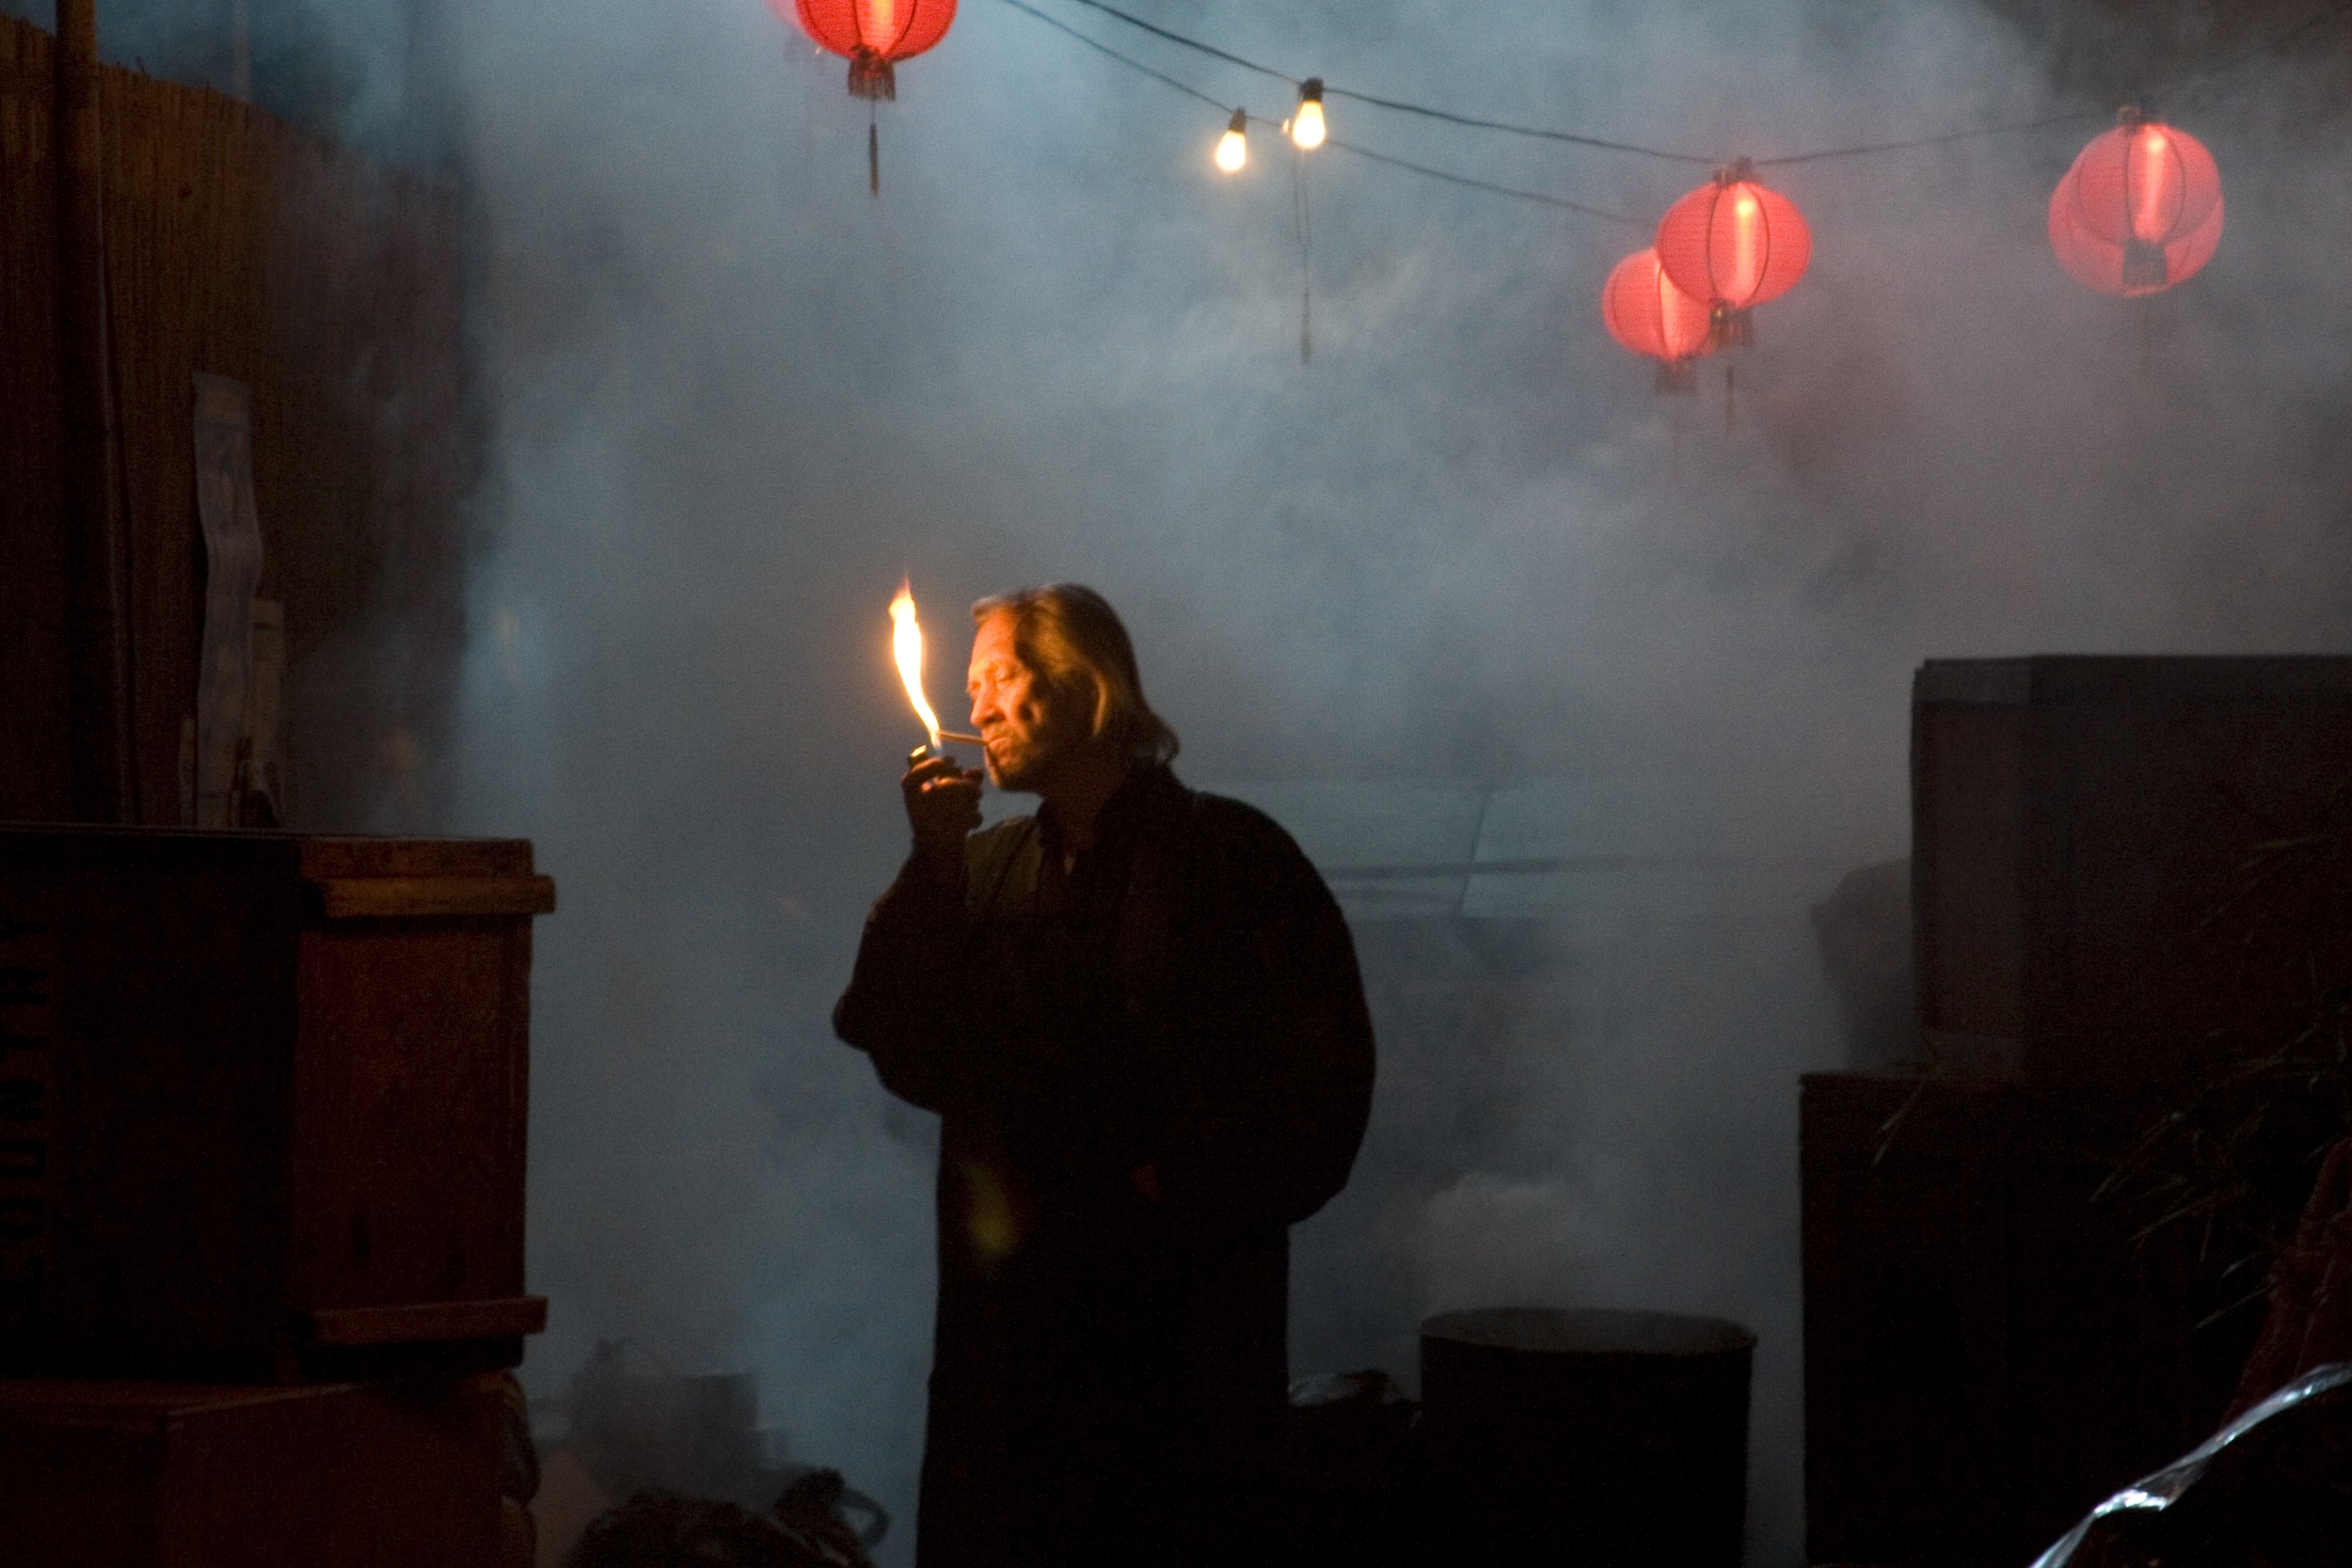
[30,0,2352,1560]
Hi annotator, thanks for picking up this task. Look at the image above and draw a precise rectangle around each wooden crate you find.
[1912,656,2352,1083]
[0,828,550,1380]
[0,1373,504,1567]
[1801,1072,2257,1568]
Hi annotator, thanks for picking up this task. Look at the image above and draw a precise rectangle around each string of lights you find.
[1043,0,2352,170]
[993,0,1647,221]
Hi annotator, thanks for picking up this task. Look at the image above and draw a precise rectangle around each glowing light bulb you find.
[1216,107,1248,173]
[1732,192,1761,298]
[1291,78,1326,150]
[2131,129,2179,245]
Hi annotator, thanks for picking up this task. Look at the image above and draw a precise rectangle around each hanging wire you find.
[1052,0,1719,161]
[1023,0,2352,174]
[1293,143,1312,363]
[1752,110,2106,167]
[993,0,1648,225]
[1321,135,1646,226]
[993,0,1232,110]
[1323,87,1717,164]
[1055,0,1297,85]
[1041,0,2067,165]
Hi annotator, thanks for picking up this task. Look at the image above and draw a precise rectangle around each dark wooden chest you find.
[1912,656,2352,1082]
[0,828,551,1380]
[0,1372,505,1567]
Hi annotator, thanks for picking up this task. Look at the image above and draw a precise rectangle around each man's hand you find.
[902,752,982,888]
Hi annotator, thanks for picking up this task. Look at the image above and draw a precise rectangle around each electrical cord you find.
[1041,0,2352,170]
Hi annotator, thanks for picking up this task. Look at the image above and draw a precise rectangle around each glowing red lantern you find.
[1654,161,1811,347]
[783,0,957,100]
[2049,165,2222,297]
[1601,247,1714,392]
[2052,110,2222,293]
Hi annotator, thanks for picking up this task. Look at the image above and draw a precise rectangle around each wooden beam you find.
[56,0,132,823]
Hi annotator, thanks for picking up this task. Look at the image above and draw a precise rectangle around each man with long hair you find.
[835,584,1375,1568]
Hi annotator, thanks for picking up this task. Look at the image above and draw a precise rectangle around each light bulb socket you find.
[1228,107,1248,135]
[1298,78,1324,107]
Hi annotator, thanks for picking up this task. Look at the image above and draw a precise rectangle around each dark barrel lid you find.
[1422,1307,1755,1360]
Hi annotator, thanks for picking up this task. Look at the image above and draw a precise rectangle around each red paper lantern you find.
[784,0,958,100]
[2048,168,2222,297]
[1655,161,1811,347]
[2053,111,2222,293]
[1601,247,1714,393]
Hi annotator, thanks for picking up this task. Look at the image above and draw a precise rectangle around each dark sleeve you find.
[832,858,970,1113]
[1156,804,1376,1229]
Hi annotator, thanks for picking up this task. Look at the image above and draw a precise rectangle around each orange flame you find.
[890,581,943,749]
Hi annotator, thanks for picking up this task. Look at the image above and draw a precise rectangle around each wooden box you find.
[1801,1072,2257,1568]
[1912,656,2352,1082]
[0,1373,504,1567]
[0,828,551,1380]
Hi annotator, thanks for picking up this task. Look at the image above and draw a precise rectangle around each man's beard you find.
[985,740,1046,793]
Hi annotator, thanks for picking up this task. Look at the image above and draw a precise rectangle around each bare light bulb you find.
[1290,78,1326,150]
[1215,108,1248,173]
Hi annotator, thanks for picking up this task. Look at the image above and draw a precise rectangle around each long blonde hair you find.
[971,584,1180,764]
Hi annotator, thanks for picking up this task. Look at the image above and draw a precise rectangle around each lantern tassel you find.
[869,116,880,196]
[1654,358,1697,395]
[1724,361,1736,435]
[848,48,897,102]
[1709,303,1756,351]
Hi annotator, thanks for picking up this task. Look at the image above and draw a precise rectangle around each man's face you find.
[968,611,1091,791]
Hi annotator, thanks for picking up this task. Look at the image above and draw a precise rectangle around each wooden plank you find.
[297,836,533,879]
[307,1295,548,1346]
[310,875,554,920]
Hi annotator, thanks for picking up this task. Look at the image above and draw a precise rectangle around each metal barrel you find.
[1418,1307,1756,1568]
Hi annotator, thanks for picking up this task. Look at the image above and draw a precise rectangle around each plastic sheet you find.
[2028,1362,2352,1568]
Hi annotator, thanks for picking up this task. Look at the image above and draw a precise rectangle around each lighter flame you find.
[890,582,943,749]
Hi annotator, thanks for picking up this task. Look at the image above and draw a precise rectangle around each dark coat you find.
[834,765,1375,1568]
